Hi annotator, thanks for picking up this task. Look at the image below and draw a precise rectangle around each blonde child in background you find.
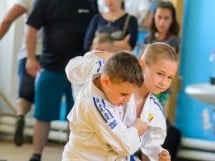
[72,33,114,100]
[91,33,114,51]
[62,51,147,161]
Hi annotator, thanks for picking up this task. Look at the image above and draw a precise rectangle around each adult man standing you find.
[25,0,98,160]
[0,0,42,146]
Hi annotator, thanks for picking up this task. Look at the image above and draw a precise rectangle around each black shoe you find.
[29,154,41,161]
[14,115,25,146]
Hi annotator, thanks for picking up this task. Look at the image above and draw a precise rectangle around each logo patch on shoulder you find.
[93,97,118,129]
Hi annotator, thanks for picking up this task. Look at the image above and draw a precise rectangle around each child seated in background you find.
[71,33,114,100]
[62,51,147,161]
[91,33,114,52]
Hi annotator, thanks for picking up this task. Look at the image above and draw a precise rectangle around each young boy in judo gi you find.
[62,51,148,161]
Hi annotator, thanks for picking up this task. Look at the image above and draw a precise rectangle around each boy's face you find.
[142,59,178,94]
[101,76,138,106]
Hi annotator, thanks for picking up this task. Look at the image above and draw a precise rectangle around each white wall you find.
[0,0,24,114]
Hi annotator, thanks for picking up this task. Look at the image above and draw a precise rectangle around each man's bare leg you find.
[29,120,50,161]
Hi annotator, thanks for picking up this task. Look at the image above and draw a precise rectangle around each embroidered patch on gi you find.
[93,97,118,129]
[147,113,154,123]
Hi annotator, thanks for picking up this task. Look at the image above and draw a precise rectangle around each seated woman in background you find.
[84,0,138,52]
[143,1,180,53]
[97,0,151,29]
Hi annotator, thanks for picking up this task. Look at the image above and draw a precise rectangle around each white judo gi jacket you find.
[126,94,167,161]
[64,50,167,161]
[62,74,142,161]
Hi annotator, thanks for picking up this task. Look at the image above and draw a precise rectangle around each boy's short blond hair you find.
[140,42,178,66]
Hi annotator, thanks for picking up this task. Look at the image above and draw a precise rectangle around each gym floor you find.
[0,140,64,161]
[0,141,200,161]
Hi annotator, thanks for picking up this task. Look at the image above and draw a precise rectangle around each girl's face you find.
[154,8,173,35]
[143,59,178,94]
[104,0,122,11]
